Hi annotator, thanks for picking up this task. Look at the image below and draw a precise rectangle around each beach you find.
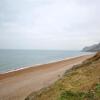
[0,54,93,100]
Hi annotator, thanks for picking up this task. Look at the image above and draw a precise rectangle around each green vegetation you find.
[25,52,100,100]
[59,83,100,100]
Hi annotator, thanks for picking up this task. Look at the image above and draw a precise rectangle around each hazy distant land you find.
[82,42,100,52]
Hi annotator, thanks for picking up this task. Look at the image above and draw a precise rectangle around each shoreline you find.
[0,54,93,80]
[0,54,94,100]
[0,53,93,75]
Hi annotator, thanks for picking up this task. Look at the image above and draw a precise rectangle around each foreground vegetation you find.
[25,52,100,100]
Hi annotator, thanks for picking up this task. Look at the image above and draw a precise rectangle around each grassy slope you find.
[25,52,100,100]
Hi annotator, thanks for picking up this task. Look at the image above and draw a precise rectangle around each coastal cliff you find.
[25,52,100,100]
[82,42,100,52]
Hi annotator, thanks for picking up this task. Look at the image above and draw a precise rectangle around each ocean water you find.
[0,50,89,73]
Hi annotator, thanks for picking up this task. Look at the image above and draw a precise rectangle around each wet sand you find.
[0,54,93,100]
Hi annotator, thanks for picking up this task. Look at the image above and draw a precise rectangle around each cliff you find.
[82,42,100,52]
[25,52,100,100]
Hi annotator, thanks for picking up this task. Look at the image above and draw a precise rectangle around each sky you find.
[0,0,100,50]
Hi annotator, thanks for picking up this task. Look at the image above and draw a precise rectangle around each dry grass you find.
[25,52,100,100]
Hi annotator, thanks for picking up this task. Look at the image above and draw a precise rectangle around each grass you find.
[25,52,100,100]
[59,83,100,100]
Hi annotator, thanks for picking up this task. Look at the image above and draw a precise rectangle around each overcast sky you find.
[0,0,100,50]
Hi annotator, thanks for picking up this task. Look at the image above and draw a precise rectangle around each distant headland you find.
[82,42,100,52]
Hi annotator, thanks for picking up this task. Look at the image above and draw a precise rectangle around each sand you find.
[0,54,93,100]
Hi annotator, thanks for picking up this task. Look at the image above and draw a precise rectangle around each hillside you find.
[82,42,100,52]
[25,52,100,100]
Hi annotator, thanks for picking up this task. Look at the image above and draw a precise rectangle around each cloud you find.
[0,0,100,49]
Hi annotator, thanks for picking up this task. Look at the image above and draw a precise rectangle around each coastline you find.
[0,52,93,75]
[0,54,94,100]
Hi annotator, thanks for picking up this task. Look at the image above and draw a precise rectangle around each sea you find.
[0,50,90,73]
